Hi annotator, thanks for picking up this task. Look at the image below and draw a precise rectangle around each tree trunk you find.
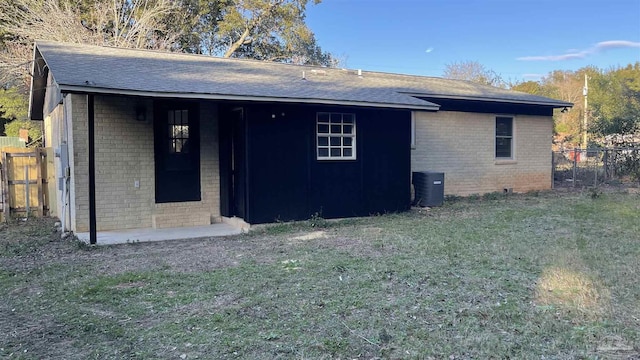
[224,27,251,58]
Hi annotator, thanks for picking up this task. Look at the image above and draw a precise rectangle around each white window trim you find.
[495,115,515,161]
[316,112,357,160]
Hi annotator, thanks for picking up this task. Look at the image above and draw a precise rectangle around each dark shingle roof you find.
[34,41,572,111]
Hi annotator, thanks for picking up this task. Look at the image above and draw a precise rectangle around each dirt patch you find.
[0,302,86,359]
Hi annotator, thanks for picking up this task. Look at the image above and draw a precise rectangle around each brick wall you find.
[67,95,220,232]
[411,111,553,196]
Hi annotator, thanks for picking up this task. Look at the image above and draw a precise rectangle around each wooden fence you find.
[0,147,49,221]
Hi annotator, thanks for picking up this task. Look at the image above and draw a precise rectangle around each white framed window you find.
[317,112,356,160]
[495,116,514,159]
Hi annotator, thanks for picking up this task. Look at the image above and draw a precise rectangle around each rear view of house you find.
[29,41,571,243]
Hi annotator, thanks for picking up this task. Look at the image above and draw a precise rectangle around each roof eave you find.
[403,92,574,108]
[28,44,47,120]
[57,85,441,111]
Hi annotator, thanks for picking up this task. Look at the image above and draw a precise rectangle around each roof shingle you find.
[34,41,572,110]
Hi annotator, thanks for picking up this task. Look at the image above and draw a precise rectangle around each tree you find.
[0,0,183,88]
[0,86,41,144]
[4,119,41,144]
[216,0,335,65]
[167,0,226,55]
[540,69,588,142]
[0,86,28,122]
[510,80,545,96]
[442,60,505,88]
[589,63,640,136]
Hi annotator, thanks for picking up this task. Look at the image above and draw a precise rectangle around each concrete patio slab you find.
[76,222,243,245]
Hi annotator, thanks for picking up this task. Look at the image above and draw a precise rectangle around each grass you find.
[1,190,639,359]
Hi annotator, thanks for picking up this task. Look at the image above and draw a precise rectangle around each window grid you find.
[168,109,189,153]
[495,116,513,159]
[316,112,356,160]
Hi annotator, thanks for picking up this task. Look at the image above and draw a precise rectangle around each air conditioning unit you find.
[412,171,444,207]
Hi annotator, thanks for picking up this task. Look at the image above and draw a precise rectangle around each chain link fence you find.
[553,147,640,188]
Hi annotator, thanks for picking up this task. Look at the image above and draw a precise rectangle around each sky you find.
[305,0,640,81]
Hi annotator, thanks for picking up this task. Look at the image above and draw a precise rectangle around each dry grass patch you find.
[535,266,611,319]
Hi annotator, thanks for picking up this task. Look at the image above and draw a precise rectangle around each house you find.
[29,41,571,243]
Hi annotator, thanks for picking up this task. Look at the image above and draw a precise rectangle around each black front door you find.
[154,101,200,203]
[219,107,247,218]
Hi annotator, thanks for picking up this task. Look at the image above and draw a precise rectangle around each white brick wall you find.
[411,111,553,196]
[66,95,220,232]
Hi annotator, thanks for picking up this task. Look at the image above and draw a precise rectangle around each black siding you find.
[241,104,411,224]
[418,98,555,116]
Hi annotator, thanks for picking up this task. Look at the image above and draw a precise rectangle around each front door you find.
[154,101,200,203]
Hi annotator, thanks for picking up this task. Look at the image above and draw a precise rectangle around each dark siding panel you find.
[419,98,555,116]
[243,104,411,224]
[309,161,363,219]
[361,109,411,214]
[246,106,310,223]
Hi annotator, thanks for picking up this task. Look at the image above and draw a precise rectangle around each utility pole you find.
[582,73,588,150]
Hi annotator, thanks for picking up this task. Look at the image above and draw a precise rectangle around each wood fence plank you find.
[1,149,47,219]
[2,152,9,221]
[37,150,44,216]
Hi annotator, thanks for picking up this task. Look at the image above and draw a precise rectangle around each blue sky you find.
[306,0,640,81]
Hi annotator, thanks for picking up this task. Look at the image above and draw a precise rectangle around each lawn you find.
[1,190,639,359]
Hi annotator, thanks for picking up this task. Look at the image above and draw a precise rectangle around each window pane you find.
[496,138,512,158]
[343,124,353,134]
[168,111,175,125]
[318,136,328,146]
[331,125,341,134]
[318,113,330,122]
[343,114,354,123]
[318,124,329,133]
[330,137,341,146]
[181,110,188,125]
[343,148,352,157]
[318,148,329,157]
[343,137,352,146]
[330,113,342,123]
[496,117,512,136]
[331,148,341,157]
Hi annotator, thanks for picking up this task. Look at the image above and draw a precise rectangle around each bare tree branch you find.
[0,0,182,89]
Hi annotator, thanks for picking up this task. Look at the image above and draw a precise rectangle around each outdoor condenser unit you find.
[412,171,444,207]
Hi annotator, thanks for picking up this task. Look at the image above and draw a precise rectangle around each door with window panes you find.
[154,101,200,203]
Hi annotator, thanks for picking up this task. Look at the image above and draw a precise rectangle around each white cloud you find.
[522,73,544,80]
[517,40,640,61]
[425,47,434,53]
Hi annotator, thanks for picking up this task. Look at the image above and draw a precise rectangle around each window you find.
[168,109,189,153]
[495,116,513,158]
[317,112,356,160]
